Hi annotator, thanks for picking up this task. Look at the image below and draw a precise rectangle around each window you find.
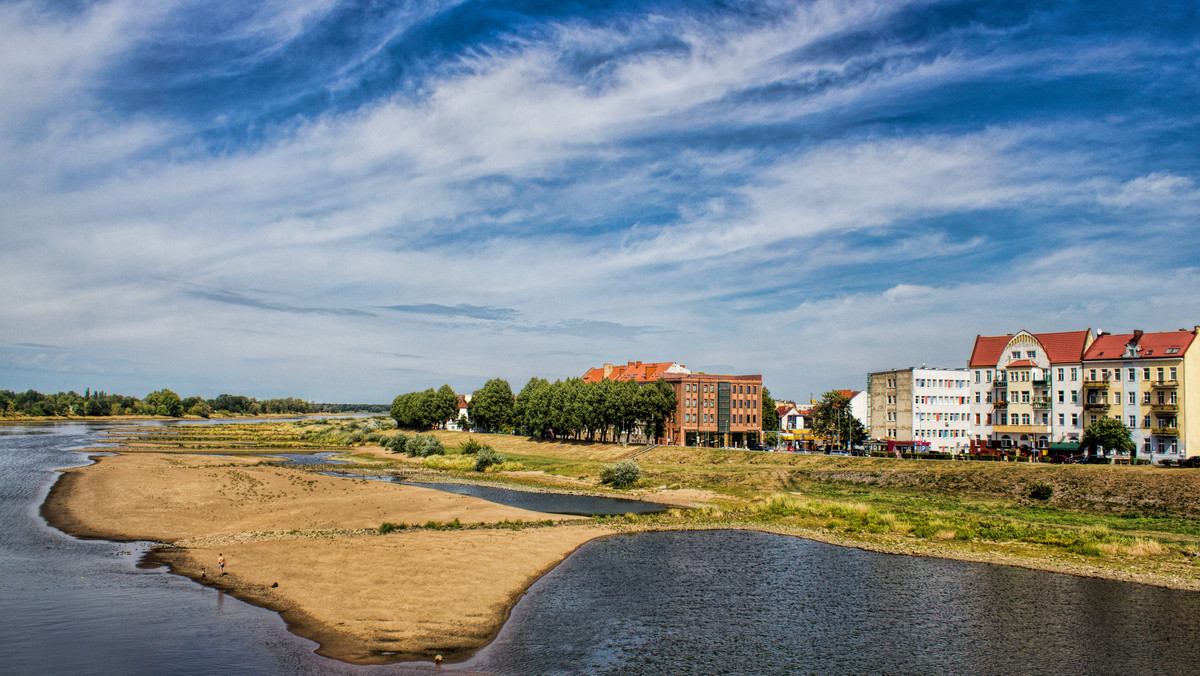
[1143,391,1151,404]
[1058,413,1065,425]
[1157,367,1165,382]
[1166,348,1180,355]
[1022,413,1031,425]
[1071,367,1078,380]
[986,370,992,381]
[975,413,981,424]
[1012,351,1021,359]
[1071,413,1078,426]
[1089,369,1097,380]
[1170,367,1177,381]
[1058,390,1064,403]
[1142,367,1150,380]
[1129,391,1136,404]
[1057,368,1064,381]
[999,413,1007,425]
[1143,415,1150,428]
[1129,368,1136,381]
[1129,416,1137,428]
[1071,390,1078,403]
[975,392,981,403]
[1022,391,1030,403]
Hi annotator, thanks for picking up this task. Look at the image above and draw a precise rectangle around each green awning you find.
[1048,442,1079,451]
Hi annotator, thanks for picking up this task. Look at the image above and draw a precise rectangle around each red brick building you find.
[582,361,764,448]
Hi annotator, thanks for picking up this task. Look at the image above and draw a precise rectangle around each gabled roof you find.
[1007,359,1036,368]
[581,361,690,383]
[1083,329,1197,362]
[968,330,1093,367]
[836,389,861,399]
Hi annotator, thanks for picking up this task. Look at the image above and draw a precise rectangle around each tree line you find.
[392,377,679,444]
[0,388,384,418]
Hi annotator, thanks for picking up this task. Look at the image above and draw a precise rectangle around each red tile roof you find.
[968,330,1092,367]
[1083,329,1197,361]
[1006,359,1036,368]
[581,361,684,383]
[836,389,861,399]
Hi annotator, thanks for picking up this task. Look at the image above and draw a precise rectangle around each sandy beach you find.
[43,450,615,663]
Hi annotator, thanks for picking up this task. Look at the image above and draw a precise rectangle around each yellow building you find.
[1081,327,1199,462]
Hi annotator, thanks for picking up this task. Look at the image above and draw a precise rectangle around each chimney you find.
[1131,330,1143,344]
[603,363,614,379]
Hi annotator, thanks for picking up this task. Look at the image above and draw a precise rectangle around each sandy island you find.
[43,450,617,664]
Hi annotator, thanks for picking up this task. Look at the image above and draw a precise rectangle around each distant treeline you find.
[0,388,387,418]
[392,377,677,443]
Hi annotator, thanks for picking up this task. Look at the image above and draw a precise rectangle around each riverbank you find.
[43,450,612,663]
[42,422,1200,663]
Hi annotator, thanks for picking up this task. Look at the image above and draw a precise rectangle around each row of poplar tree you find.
[392,377,679,443]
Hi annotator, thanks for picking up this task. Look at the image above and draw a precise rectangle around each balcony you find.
[1082,379,1110,389]
[1031,398,1052,409]
[1153,427,1179,437]
[992,400,1008,409]
[1083,401,1109,410]
[1032,378,1050,387]
[1150,380,1178,389]
[1150,403,1178,412]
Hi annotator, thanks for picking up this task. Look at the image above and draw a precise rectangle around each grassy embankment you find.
[113,418,1200,589]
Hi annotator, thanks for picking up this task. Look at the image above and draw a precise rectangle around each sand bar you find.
[43,450,616,663]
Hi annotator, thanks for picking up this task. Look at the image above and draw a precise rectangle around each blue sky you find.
[2,0,1198,403]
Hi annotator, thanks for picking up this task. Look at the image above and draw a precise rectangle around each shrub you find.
[378,522,402,534]
[366,431,387,445]
[408,434,444,457]
[387,432,410,454]
[1027,481,1054,501]
[346,430,367,444]
[459,438,488,455]
[600,459,642,488]
[475,447,505,471]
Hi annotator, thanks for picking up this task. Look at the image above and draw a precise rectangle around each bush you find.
[408,434,444,458]
[459,438,488,455]
[387,432,410,454]
[600,459,641,488]
[1028,481,1054,501]
[378,522,403,534]
[475,447,505,472]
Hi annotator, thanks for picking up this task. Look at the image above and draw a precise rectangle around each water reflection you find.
[464,530,1200,675]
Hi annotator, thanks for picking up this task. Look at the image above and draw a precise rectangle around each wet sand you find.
[43,451,615,663]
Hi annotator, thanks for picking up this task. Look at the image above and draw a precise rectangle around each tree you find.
[144,389,183,417]
[761,386,780,432]
[433,385,458,428]
[809,390,866,449]
[468,378,514,433]
[1081,417,1136,458]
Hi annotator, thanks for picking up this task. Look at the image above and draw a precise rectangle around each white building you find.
[868,367,971,454]
[967,330,1094,455]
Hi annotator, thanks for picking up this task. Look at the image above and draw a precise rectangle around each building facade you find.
[868,367,971,454]
[582,361,763,448]
[1080,328,1198,461]
[967,330,1094,454]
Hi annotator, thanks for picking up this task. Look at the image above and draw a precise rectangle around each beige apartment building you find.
[1080,328,1199,461]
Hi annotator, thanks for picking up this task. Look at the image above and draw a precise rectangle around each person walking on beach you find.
[218,553,226,576]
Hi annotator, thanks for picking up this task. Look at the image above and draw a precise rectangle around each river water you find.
[6,422,1200,674]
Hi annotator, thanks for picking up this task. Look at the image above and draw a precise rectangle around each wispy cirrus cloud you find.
[0,0,1197,401]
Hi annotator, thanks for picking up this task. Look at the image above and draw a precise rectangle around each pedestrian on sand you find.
[218,553,226,576]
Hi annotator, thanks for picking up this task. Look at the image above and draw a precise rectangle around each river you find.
[5,422,1200,674]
